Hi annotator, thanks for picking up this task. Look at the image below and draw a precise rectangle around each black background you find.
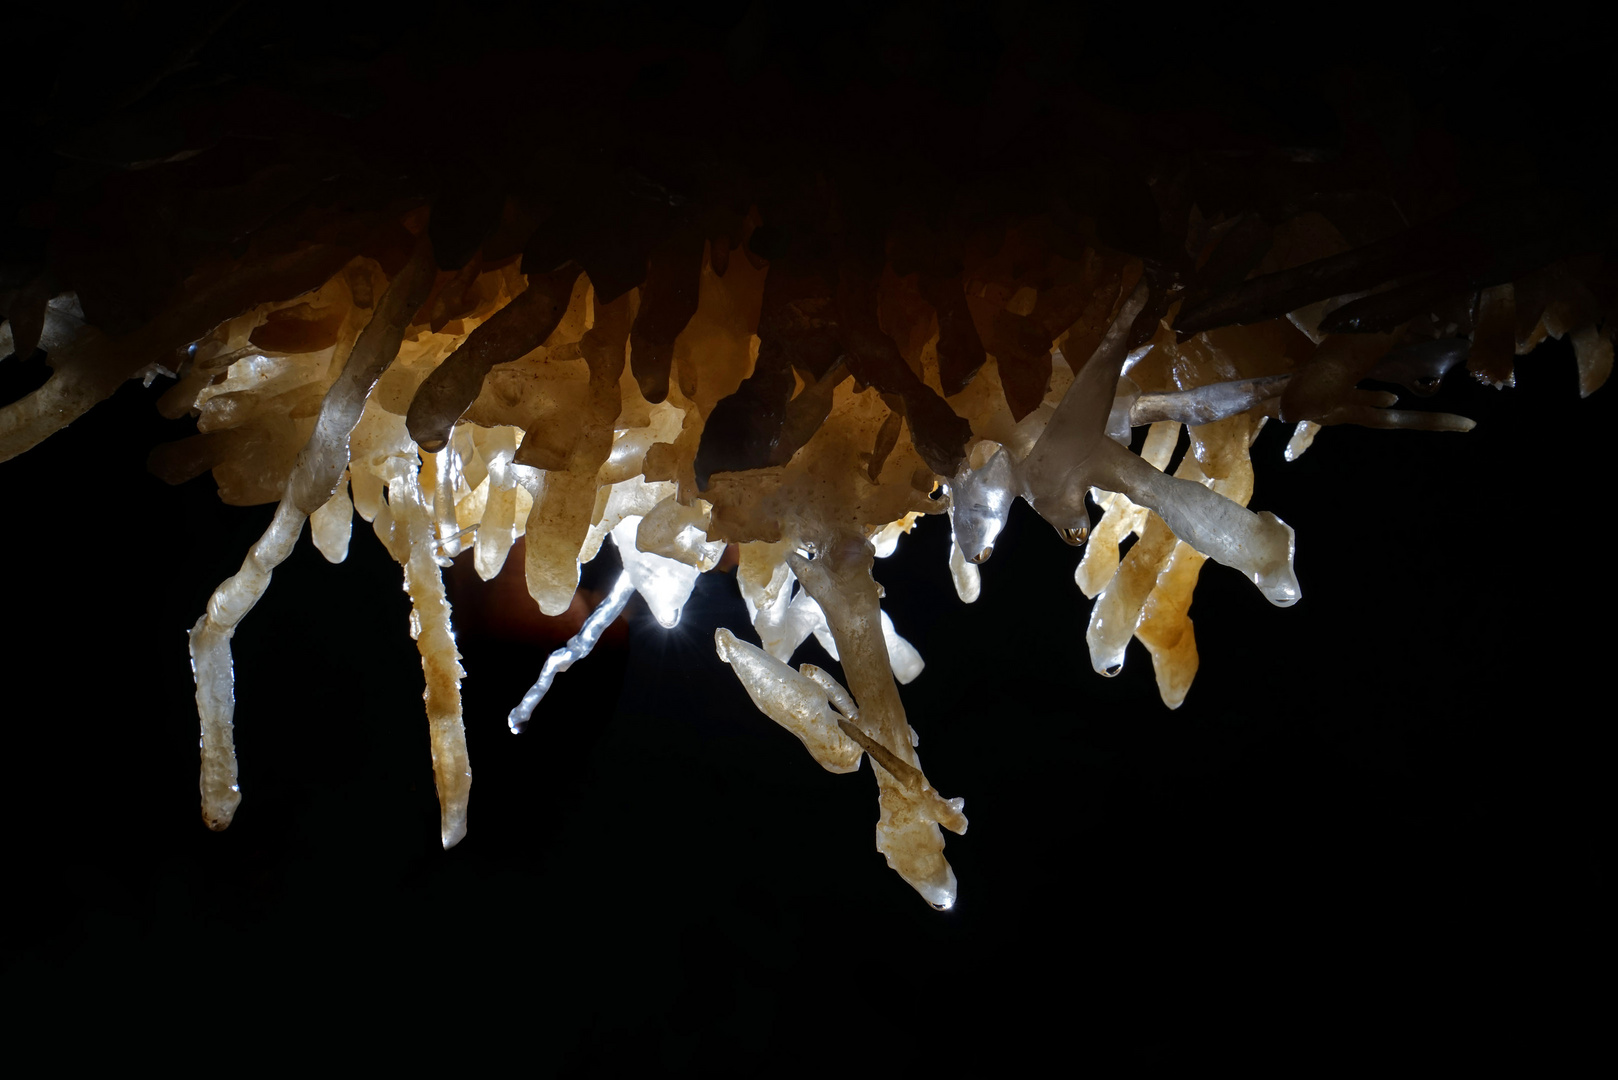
[1,3,1610,1071]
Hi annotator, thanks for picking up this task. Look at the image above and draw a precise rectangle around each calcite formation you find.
[1,10,1611,907]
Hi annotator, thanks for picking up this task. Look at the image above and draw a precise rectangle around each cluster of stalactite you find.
[2,11,1611,904]
[4,195,1606,903]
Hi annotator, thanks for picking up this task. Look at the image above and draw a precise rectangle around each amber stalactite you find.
[0,4,1609,1066]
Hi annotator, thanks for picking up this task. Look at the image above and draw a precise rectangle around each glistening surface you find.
[1,1,1608,1067]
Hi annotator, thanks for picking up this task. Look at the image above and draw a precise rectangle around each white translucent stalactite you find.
[947,447,1017,564]
[949,286,1153,576]
[1131,413,1258,706]
[458,423,489,492]
[1075,420,1180,598]
[612,515,701,628]
[880,610,925,685]
[385,464,472,849]
[1107,376,1139,444]
[800,590,841,661]
[869,512,921,559]
[787,536,966,910]
[713,629,863,773]
[747,569,818,661]
[453,430,488,544]
[188,236,436,831]
[310,469,353,564]
[797,663,860,727]
[1130,374,1291,427]
[508,570,636,733]
[1086,508,1179,677]
[596,402,686,487]
[1289,383,1475,434]
[636,495,726,571]
[1134,539,1206,707]
[736,540,794,622]
[473,425,519,581]
[579,477,675,564]
[742,564,856,666]
[740,528,921,686]
[1285,421,1321,461]
[189,498,305,829]
[524,346,620,615]
[1088,437,1299,607]
[1020,281,1300,608]
[1016,282,1151,541]
[283,244,434,516]
[1087,448,1224,685]
[350,456,385,522]
[948,539,981,603]
[432,439,470,560]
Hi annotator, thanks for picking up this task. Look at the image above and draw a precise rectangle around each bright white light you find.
[612,516,700,628]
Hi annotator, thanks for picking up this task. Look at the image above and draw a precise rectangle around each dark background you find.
[1,2,1610,1070]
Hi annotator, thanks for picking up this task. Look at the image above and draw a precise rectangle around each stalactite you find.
[1,4,1609,906]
